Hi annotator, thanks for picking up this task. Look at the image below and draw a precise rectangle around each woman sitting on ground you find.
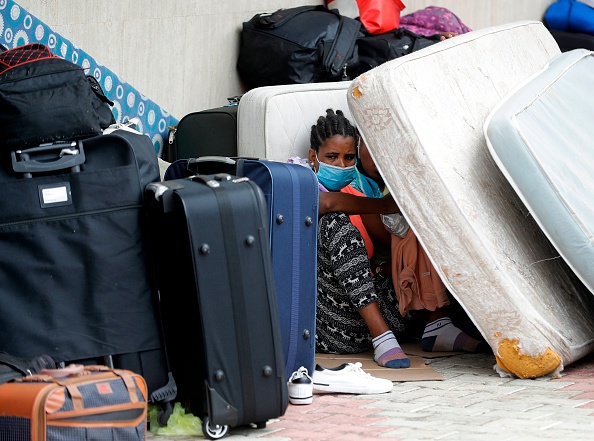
[308,109,488,369]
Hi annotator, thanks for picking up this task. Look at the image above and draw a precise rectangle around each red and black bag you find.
[0,365,148,441]
[0,43,115,149]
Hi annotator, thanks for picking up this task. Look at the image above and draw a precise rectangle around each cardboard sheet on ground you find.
[315,351,444,382]
[400,341,464,359]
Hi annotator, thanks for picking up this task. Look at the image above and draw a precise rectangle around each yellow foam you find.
[495,338,561,379]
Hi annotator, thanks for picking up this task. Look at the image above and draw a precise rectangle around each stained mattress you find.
[237,81,351,162]
[485,49,594,297]
[347,21,594,378]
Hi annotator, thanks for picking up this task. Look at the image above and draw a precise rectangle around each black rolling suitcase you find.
[146,174,288,439]
[0,129,176,420]
[162,100,239,162]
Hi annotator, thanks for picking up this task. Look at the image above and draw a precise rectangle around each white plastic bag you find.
[381,212,410,238]
[327,0,360,18]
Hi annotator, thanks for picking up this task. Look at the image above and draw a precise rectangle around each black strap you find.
[211,182,257,423]
[183,176,258,422]
[0,352,30,376]
[0,352,55,384]
[324,15,361,77]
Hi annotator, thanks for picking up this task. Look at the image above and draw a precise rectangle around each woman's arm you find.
[361,213,392,246]
[319,191,399,216]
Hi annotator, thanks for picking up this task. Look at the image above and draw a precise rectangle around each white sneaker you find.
[287,366,313,405]
[312,362,393,394]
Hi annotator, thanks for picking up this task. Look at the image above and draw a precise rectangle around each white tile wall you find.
[16,0,552,121]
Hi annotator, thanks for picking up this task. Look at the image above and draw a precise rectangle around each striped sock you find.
[421,317,490,353]
[373,330,410,369]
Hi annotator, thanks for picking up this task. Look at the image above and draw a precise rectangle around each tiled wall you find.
[15,0,552,122]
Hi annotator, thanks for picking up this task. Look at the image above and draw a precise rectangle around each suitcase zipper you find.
[0,205,141,228]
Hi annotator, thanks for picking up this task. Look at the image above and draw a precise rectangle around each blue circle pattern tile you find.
[0,0,178,155]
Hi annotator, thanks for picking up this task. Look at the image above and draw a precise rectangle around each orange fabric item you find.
[391,228,449,316]
[0,366,147,440]
[340,185,374,259]
[357,0,406,34]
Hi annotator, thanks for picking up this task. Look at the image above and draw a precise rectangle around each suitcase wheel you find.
[202,416,229,440]
[255,421,266,429]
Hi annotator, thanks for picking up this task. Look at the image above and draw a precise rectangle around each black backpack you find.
[237,5,361,89]
[0,43,115,150]
[353,28,442,77]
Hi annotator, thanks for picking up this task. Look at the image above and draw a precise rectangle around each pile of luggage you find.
[0,43,315,440]
[0,5,473,439]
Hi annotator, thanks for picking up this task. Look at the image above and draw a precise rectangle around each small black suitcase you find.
[162,101,239,162]
[146,174,288,439]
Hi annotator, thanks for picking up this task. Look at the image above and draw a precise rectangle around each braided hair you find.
[310,109,358,152]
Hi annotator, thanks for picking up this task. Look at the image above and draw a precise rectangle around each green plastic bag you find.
[148,402,202,436]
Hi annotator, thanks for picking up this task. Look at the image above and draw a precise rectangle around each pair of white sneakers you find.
[287,362,394,405]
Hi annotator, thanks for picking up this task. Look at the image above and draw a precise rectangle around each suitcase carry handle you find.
[189,173,239,187]
[188,156,260,164]
[40,364,85,378]
[11,141,85,177]
[186,156,261,177]
[189,156,237,165]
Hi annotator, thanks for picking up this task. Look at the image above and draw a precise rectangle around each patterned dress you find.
[315,211,408,354]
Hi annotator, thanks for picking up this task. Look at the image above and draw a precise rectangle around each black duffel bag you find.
[353,27,442,77]
[237,5,361,88]
[0,43,115,149]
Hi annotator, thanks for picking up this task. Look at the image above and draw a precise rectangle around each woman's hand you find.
[440,31,458,40]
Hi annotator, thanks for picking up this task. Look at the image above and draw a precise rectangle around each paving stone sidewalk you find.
[149,351,594,441]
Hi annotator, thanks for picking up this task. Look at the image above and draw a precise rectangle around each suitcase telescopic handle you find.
[11,141,85,177]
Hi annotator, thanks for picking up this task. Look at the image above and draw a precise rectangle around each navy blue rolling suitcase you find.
[165,158,319,380]
[145,174,288,439]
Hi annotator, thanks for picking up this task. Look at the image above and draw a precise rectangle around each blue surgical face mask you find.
[316,153,357,191]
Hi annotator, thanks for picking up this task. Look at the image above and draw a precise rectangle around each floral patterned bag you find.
[400,6,472,37]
